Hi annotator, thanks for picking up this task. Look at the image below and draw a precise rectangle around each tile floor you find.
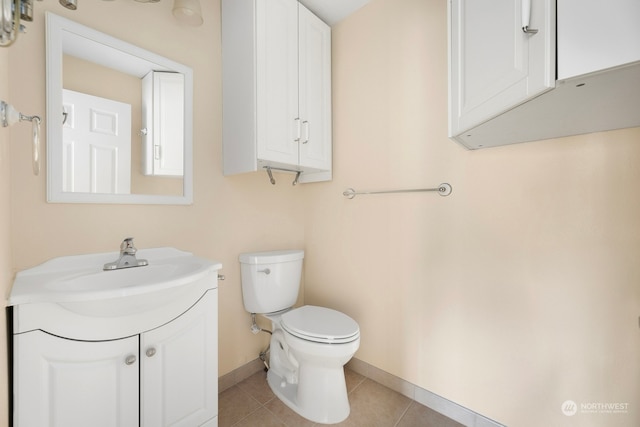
[219,368,466,427]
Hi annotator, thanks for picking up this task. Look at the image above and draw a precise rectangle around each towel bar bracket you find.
[264,166,302,186]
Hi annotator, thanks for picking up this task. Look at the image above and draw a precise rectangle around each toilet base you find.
[267,367,350,424]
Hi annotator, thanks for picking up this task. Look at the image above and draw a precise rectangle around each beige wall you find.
[303,0,640,426]
[6,1,303,418]
[4,1,639,427]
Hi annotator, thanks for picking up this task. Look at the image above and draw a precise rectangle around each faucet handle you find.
[121,237,137,255]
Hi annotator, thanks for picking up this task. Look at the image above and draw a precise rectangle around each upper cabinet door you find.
[142,72,185,177]
[298,4,332,171]
[449,0,555,137]
[558,0,640,79]
[256,0,300,166]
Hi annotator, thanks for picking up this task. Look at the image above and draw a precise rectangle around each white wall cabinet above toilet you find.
[222,0,332,183]
[448,0,640,149]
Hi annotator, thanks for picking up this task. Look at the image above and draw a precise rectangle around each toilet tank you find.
[239,250,304,314]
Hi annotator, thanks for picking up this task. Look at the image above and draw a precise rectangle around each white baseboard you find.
[218,358,265,393]
[346,358,506,427]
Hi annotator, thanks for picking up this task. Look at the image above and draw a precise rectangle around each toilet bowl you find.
[265,306,360,424]
[239,250,360,424]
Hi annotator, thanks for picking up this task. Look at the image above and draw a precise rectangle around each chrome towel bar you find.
[343,183,452,199]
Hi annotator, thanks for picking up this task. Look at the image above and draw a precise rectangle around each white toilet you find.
[239,250,360,424]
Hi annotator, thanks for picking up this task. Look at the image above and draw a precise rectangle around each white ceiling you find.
[298,0,370,26]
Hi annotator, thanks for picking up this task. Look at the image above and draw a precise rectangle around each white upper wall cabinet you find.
[449,0,640,149]
[449,0,555,140]
[142,71,185,177]
[557,0,640,79]
[222,0,332,184]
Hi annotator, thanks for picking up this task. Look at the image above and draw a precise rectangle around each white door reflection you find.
[62,89,131,194]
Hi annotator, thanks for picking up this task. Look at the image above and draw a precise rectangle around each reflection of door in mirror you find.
[62,54,183,197]
[62,89,132,194]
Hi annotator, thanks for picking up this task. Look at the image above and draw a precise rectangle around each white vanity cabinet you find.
[222,0,332,183]
[10,248,221,427]
[448,0,640,149]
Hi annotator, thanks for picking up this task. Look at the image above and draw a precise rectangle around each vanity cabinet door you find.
[14,331,139,427]
[448,0,555,138]
[140,290,218,427]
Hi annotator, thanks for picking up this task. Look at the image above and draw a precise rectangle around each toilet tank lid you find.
[239,250,304,264]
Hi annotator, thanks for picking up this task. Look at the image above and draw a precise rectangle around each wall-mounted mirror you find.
[46,12,193,204]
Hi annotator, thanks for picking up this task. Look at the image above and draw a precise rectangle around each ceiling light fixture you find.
[57,0,202,27]
[59,0,77,10]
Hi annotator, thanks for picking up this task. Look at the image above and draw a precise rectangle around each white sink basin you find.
[42,256,212,300]
[9,248,222,340]
[10,247,220,305]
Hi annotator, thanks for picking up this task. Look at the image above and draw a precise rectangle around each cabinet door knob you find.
[125,355,137,365]
[146,347,157,358]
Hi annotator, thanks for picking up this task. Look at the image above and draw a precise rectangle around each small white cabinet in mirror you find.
[46,13,194,204]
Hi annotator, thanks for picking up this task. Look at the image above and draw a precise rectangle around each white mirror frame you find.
[45,13,194,205]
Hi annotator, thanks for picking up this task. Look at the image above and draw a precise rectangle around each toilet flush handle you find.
[258,268,271,275]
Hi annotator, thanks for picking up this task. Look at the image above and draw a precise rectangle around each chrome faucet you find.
[103,237,149,271]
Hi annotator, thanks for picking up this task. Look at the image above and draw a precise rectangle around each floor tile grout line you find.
[262,402,299,427]
[392,400,415,427]
[347,375,367,395]
[227,385,266,427]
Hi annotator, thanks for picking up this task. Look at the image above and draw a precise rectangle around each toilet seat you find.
[281,305,360,344]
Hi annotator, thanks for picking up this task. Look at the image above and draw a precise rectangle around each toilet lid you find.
[281,305,360,344]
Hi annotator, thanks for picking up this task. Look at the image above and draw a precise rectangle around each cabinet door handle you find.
[294,118,301,142]
[125,355,137,365]
[302,120,309,144]
[521,0,538,34]
[146,347,157,358]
